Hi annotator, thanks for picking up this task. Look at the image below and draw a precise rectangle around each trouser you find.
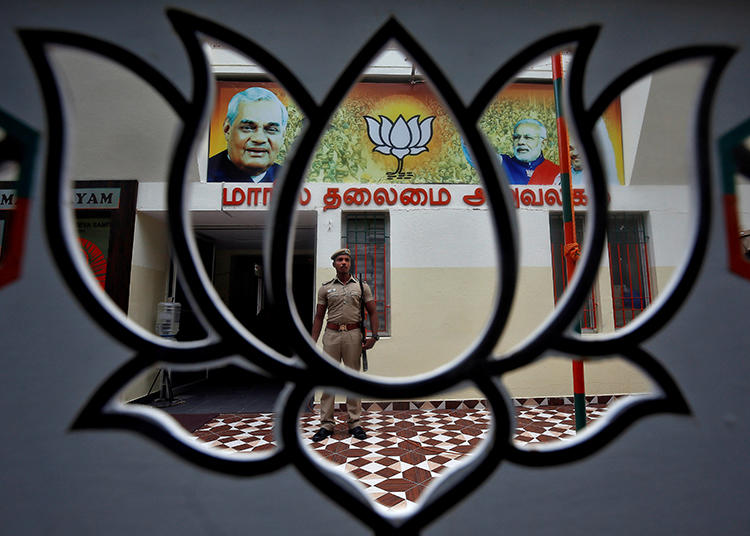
[319,328,362,431]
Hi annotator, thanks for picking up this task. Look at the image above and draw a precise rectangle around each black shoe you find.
[348,426,367,440]
[311,428,334,442]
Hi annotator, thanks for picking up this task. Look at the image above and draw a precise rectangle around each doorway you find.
[169,211,317,392]
[227,253,315,354]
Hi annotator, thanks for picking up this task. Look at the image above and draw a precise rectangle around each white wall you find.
[130,176,704,397]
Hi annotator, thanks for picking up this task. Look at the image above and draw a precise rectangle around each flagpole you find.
[552,53,587,430]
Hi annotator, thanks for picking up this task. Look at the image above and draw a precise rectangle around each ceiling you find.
[192,210,317,251]
[142,209,318,251]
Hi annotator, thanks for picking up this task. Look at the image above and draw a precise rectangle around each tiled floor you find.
[191,403,609,510]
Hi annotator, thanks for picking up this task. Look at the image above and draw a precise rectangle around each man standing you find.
[462,118,560,185]
[207,87,287,183]
[310,248,379,442]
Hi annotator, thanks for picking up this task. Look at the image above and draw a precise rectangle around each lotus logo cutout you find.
[364,114,434,174]
[19,10,733,536]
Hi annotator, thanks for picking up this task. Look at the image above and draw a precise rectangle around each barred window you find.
[343,213,390,336]
[549,213,599,332]
[607,213,652,328]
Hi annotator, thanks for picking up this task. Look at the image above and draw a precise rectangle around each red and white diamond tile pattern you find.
[192,403,608,510]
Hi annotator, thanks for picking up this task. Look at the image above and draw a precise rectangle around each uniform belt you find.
[326,322,360,332]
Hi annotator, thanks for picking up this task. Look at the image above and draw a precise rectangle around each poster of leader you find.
[474,83,624,186]
[207,82,300,183]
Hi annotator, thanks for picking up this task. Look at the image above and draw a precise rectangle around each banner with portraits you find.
[207,80,624,186]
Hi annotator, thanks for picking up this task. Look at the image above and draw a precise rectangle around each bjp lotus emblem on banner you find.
[364,114,435,178]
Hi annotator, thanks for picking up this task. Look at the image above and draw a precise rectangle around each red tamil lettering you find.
[519,188,539,206]
[533,188,544,206]
[463,187,485,206]
[222,187,245,206]
[262,188,273,205]
[323,187,342,211]
[299,187,311,205]
[373,187,398,205]
[401,188,428,206]
[429,187,451,206]
[544,188,562,206]
[247,187,261,206]
[343,188,371,206]
[572,188,588,206]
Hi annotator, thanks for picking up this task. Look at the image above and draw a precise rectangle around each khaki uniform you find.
[317,276,374,431]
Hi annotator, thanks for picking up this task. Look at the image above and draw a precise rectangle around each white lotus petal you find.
[374,146,392,155]
[379,115,393,146]
[418,116,435,146]
[407,116,421,147]
[389,115,412,149]
[364,116,384,145]
[409,147,428,155]
[392,149,409,159]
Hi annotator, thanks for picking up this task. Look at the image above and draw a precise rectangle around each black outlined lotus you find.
[18,10,733,535]
[364,114,434,174]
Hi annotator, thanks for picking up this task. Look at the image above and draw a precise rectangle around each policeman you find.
[310,248,379,442]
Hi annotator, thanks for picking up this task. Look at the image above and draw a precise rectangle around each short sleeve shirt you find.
[317,276,374,325]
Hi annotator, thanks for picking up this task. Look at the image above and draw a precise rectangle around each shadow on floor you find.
[135,365,288,432]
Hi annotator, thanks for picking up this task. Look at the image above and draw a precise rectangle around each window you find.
[549,213,599,332]
[607,213,652,328]
[343,213,390,336]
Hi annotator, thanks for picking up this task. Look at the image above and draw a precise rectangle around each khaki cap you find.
[331,248,352,260]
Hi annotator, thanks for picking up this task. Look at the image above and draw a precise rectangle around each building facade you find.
[31,43,748,403]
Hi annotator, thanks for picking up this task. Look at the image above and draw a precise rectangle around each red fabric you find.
[527,159,560,185]
[564,242,581,261]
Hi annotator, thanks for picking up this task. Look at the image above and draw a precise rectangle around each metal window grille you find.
[343,213,390,336]
[607,213,652,328]
[549,213,598,332]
